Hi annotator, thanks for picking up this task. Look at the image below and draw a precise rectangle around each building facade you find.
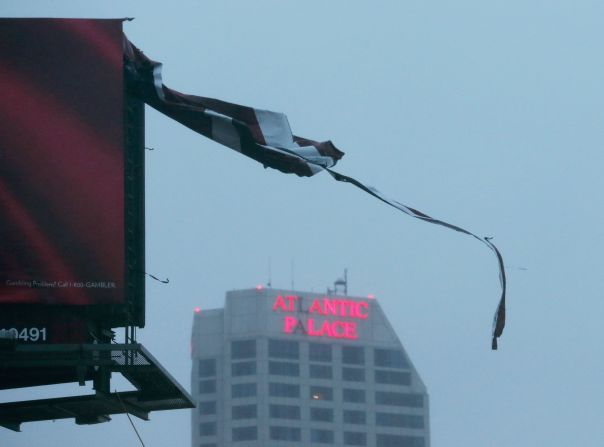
[191,288,430,447]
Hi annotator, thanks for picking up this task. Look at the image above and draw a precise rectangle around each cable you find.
[115,389,146,447]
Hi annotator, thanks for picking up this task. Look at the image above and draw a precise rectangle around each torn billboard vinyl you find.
[124,39,505,349]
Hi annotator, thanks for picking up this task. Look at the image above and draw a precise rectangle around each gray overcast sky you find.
[2,1,603,446]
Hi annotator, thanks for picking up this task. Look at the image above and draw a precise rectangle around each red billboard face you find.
[0,19,125,307]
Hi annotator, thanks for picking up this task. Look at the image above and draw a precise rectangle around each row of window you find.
[200,402,423,428]
[200,381,423,407]
[201,360,411,384]
[223,339,408,368]
[200,423,424,446]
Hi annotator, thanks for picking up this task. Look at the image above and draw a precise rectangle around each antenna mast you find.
[267,257,272,288]
[333,268,348,296]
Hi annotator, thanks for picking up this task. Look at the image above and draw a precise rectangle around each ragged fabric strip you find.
[124,38,506,349]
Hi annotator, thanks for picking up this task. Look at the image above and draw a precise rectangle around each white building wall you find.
[192,288,430,447]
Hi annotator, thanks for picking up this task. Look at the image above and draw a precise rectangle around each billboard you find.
[0,18,145,345]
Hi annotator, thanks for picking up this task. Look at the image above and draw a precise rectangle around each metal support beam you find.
[75,414,111,425]
[0,421,21,432]
[0,344,194,430]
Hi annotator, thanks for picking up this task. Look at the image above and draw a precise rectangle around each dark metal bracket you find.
[0,343,194,431]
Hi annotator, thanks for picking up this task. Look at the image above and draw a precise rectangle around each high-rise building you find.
[191,287,430,447]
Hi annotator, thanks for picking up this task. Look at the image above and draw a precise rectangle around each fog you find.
[2,1,604,446]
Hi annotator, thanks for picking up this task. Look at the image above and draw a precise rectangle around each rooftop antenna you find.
[333,268,348,296]
[267,257,272,288]
[291,258,295,290]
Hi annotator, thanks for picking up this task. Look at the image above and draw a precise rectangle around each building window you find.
[344,431,367,446]
[342,367,365,382]
[268,339,299,359]
[198,401,216,415]
[343,410,366,425]
[310,407,333,422]
[231,383,256,398]
[374,348,408,369]
[375,370,411,385]
[232,426,257,442]
[199,379,216,394]
[269,360,299,376]
[309,342,332,362]
[270,426,301,441]
[375,391,423,407]
[310,385,333,401]
[198,359,216,377]
[232,361,256,377]
[343,388,365,403]
[342,346,365,365]
[232,404,257,420]
[311,429,334,444]
[269,382,300,398]
[231,339,256,359]
[269,404,301,420]
[376,412,424,429]
[310,364,333,379]
[199,422,216,436]
[376,434,425,447]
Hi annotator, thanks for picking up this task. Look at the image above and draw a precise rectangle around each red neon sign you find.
[272,295,369,340]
